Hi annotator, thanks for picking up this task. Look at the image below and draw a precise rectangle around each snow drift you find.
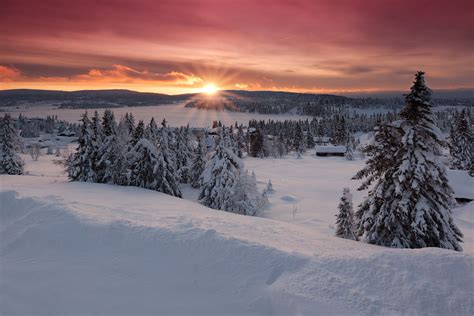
[1,180,473,315]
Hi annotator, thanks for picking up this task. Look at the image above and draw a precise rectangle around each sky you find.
[1,0,473,95]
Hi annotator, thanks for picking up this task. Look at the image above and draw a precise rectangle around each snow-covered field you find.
[1,153,473,315]
[2,103,310,127]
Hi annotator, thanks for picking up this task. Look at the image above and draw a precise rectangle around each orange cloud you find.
[74,65,203,86]
[0,65,23,82]
[2,64,203,87]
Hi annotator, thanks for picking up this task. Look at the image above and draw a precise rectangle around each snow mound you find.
[1,186,473,315]
[0,191,338,315]
[448,170,474,200]
[280,195,298,203]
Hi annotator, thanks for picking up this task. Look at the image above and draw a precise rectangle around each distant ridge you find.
[0,89,348,109]
[0,88,472,110]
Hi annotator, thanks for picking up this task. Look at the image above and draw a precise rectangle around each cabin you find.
[315,145,346,157]
[315,136,330,146]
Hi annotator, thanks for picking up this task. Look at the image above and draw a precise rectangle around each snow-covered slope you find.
[1,156,473,315]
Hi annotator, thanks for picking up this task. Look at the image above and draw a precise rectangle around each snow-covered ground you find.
[1,153,473,315]
[2,103,310,127]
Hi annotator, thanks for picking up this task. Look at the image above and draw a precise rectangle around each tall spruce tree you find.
[131,120,145,146]
[0,114,24,175]
[155,128,182,197]
[67,112,96,181]
[175,127,193,183]
[449,109,472,170]
[190,137,206,188]
[249,128,264,157]
[353,72,463,251]
[335,188,357,240]
[128,138,161,190]
[97,110,126,184]
[89,111,103,181]
[332,115,347,145]
[294,124,306,154]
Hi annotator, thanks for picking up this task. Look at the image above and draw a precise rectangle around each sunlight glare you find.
[202,83,218,95]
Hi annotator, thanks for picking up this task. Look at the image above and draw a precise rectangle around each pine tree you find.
[335,188,357,240]
[128,138,161,190]
[345,138,355,161]
[449,109,472,170]
[89,111,103,181]
[125,112,136,135]
[67,112,96,181]
[175,127,193,183]
[131,120,145,146]
[249,128,264,157]
[190,137,206,188]
[154,128,182,197]
[0,114,24,175]
[306,129,315,149]
[199,130,262,215]
[332,115,347,145]
[353,72,463,251]
[266,179,275,193]
[145,117,159,142]
[294,124,306,154]
[236,124,245,158]
[97,110,126,184]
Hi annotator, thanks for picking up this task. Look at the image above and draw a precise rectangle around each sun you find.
[202,83,219,95]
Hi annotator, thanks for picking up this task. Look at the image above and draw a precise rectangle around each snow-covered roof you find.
[315,145,346,153]
[315,136,330,142]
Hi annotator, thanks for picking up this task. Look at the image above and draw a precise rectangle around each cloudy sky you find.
[1,0,473,94]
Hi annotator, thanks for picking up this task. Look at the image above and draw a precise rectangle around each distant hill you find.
[1,88,472,114]
[0,89,196,108]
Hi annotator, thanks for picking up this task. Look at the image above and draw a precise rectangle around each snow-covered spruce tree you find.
[190,137,206,188]
[199,129,262,215]
[124,112,136,135]
[236,124,245,158]
[306,129,315,149]
[67,112,97,182]
[294,124,306,154]
[248,128,264,157]
[89,111,103,180]
[335,188,357,240]
[266,179,275,193]
[131,120,145,147]
[96,110,127,184]
[175,127,193,183]
[345,142,354,161]
[234,169,268,216]
[449,109,472,170]
[155,128,182,197]
[332,115,347,145]
[128,138,161,190]
[353,72,463,251]
[145,117,159,143]
[0,114,24,175]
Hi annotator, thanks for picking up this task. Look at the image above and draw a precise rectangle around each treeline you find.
[16,114,79,138]
[185,90,473,116]
[66,111,268,216]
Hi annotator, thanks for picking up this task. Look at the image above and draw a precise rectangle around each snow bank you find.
[1,178,473,315]
[0,190,340,315]
[448,170,474,200]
